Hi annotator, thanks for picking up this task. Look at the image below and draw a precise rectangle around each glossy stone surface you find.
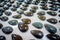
[22,18,31,24]
[2,26,13,34]
[20,6,27,11]
[22,3,28,7]
[12,34,23,40]
[47,11,57,16]
[6,2,12,7]
[8,20,18,25]
[3,5,9,10]
[31,30,44,39]
[32,22,43,29]
[37,11,45,16]
[0,36,6,40]
[0,16,8,21]
[24,0,32,4]
[5,11,12,16]
[17,9,24,14]
[12,15,21,19]
[41,5,48,10]
[44,24,57,34]
[46,34,60,40]
[38,15,46,21]
[0,23,3,29]
[18,22,28,32]
[47,18,57,24]
[24,11,33,16]
[11,7,17,11]
[32,0,40,5]
[31,6,38,10]
[30,9,36,13]
[49,7,58,11]
[0,11,3,16]
[0,0,4,2]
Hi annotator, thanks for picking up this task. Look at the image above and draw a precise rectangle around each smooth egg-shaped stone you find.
[46,34,60,40]
[12,15,21,19]
[17,9,24,14]
[11,7,17,11]
[2,26,13,34]
[47,18,57,24]
[0,36,6,40]
[24,11,33,16]
[32,22,43,29]
[37,11,45,16]
[31,6,38,10]
[47,11,57,16]
[30,9,36,13]
[5,11,12,16]
[3,5,9,10]
[18,22,28,32]
[31,30,44,39]
[21,18,31,24]
[41,5,48,10]
[22,3,28,7]
[38,15,46,21]
[6,2,12,7]
[8,20,18,25]
[12,34,23,40]
[0,16,8,21]
[24,0,32,4]
[0,23,3,29]
[44,24,57,34]
[20,6,27,11]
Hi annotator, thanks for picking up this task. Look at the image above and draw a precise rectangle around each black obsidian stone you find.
[31,30,44,39]
[12,34,23,40]
[0,36,6,40]
[2,26,13,34]
[46,34,60,40]
[0,23,3,29]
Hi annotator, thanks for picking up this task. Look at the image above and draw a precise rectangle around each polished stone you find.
[41,5,48,10]
[0,16,8,21]
[22,18,31,24]
[0,23,3,29]
[12,34,23,40]
[24,0,32,4]
[47,11,57,16]
[8,20,18,25]
[44,24,57,34]
[32,0,40,5]
[0,36,6,40]
[38,15,46,21]
[20,7,27,11]
[12,15,21,19]
[31,30,44,39]
[47,18,57,24]
[31,6,38,10]
[3,5,9,10]
[46,34,60,40]
[5,11,12,16]
[2,26,13,34]
[24,11,33,16]
[30,9,36,13]
[18,22,28,32]
[37,11,45,16]
[11,7,17,11]
[17,9,24,14]
[32,22,43,29]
